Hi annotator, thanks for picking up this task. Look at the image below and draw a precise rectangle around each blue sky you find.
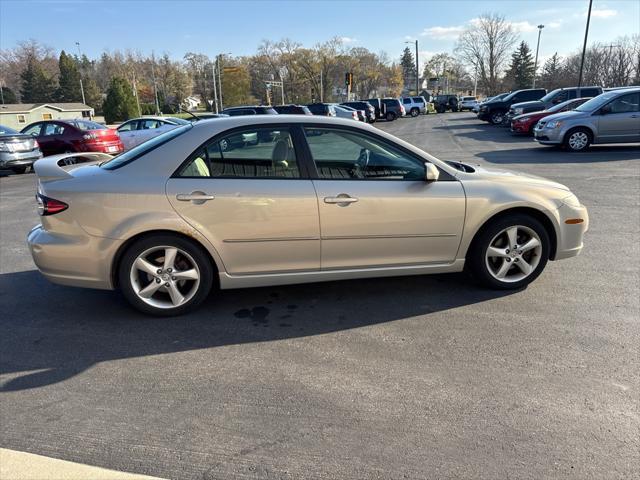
[1,0,638,70]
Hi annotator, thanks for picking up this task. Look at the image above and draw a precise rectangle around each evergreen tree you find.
[102,76,138,123]
[56,50,82,102]
[20,56,56,103]
[540,52,563,89]
[83,76,103,112]
[400,46,416,91]
[504,41,535,89]
[1,86,18,104]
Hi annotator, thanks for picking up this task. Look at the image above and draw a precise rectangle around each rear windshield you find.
[68,120,107,130]
[0,125,19,135]
[100,124,191,170]
[540,89,562,102]
[166,117,190,125]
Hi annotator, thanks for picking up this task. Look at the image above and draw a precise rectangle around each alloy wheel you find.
[568,131,589,151]
[129,246,201,309]
[485,225,542,283]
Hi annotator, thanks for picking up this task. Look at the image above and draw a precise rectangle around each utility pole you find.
[533,24,544,88]
[320,70,323,102]
[217,55,224,110]
[578,0,593,87]
[151,53,161,114]
[473,63,478,98]
[132,73,142,117]
[75,42,86,105]
[211,63,219,113]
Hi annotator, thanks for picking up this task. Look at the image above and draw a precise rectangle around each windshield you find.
[574,92,617,112]
[540,89,561,103]
[101,124,191,170]
[0,125,19,135]
[547,98,579,113]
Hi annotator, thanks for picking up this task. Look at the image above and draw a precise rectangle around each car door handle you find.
[324,194,358,205]
[176,192,215,202]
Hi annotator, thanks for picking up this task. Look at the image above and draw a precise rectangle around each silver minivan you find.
[533,88,640,151]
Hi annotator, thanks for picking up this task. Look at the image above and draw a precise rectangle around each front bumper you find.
[477,111,489,121]
[534,127,563,145]
[28,225,122,290]
[0,150,42,168]
[554,202,589,260]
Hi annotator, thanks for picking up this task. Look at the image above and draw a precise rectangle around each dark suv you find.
[478,89,546,124]
[221,106,278,116]
[306,103,337,117]
[433,94,459,113]
[341,101,376,123]
[272,104,313,115]
[509,86,603,118]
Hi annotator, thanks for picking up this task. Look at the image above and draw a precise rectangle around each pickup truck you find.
[508,86,603,118]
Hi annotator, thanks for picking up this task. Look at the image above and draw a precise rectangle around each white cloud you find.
[420,25,466,39]
[509,21,538,33]
[591,8,617,18]
[339,36,357,44]
[547,21,562,28]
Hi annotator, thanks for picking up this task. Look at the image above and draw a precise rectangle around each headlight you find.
[0,142,9,152]
[562,194,582,208]
[545,120,563,129]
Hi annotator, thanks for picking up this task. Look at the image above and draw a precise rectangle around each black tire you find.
[436,106,445,114]
[11,166,28,174]
[467,214,550,290]
[410,108,419,117]
[563,127,592,152]
[385,112,397,121]
[118,234,214,316]
[490,111,505,125]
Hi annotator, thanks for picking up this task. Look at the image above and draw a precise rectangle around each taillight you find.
[34,140,39,148]
[352,112,357,119]
[36,194,68,216]
[83,132,98,140]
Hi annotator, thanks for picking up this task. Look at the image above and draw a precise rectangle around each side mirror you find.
[425,163,440,182]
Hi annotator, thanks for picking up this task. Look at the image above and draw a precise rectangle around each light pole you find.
[75,42,86,105]
[532,24,544,88]
[405,40,420,95]
[216,52,231,110]
[578,0,593,87]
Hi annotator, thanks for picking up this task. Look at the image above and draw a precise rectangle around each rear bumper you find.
[27,225,121,290]
[0,150,42,168]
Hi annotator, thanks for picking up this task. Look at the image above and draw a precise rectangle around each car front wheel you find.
[118,234,214,316]
[468,215,550,290]
[490,111,505,125]
[564,128,592,152]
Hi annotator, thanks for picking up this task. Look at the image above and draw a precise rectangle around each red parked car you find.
[21,119,124,156]
[510,97,593,135]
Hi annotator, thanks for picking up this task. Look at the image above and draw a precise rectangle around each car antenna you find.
[180,108,201,122]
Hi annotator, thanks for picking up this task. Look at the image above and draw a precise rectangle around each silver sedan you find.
[28,116,589,316]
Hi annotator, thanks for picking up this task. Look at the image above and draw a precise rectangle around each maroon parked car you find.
[21,119,124,157]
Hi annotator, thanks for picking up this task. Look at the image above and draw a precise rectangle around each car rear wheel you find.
[385,112,397,121]
[118,234,214,316]
[490,111,505,125]
[410,108,419,117]
[468,214,550,290]
[564,128,592,152]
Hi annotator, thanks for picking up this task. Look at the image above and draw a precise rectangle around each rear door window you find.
[43,123,65,136]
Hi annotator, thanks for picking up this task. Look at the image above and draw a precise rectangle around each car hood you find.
[513,110,549,121]
[511,100,544,110]
[541,110,588,123]
[460,164,570,192]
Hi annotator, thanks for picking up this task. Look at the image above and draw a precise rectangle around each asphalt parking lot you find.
[1,113,639,479]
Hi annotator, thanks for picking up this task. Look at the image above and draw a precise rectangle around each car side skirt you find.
[218,259,466,289]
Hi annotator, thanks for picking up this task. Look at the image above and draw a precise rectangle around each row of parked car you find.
[471,86,640,151]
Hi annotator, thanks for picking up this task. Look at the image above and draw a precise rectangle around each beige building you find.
[0,103,94,130]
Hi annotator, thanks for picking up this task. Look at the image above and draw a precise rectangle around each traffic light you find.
[345,72,353,86]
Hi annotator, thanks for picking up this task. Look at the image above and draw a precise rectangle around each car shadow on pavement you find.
[432,124,533,144]
[0,269,516,392]
[477,144,640,164]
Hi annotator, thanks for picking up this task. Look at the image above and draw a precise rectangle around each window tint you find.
[581,88,601,97]
[140,119,161,129]
[70,120,106,131]
[304,127,425,181]
[403,98,411,104]
[43,123,65,136]
[552,90,569,103]
[606,93,640,113]
[177,128,300,179]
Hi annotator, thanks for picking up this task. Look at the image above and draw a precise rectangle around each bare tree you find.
[456,13,517,95]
